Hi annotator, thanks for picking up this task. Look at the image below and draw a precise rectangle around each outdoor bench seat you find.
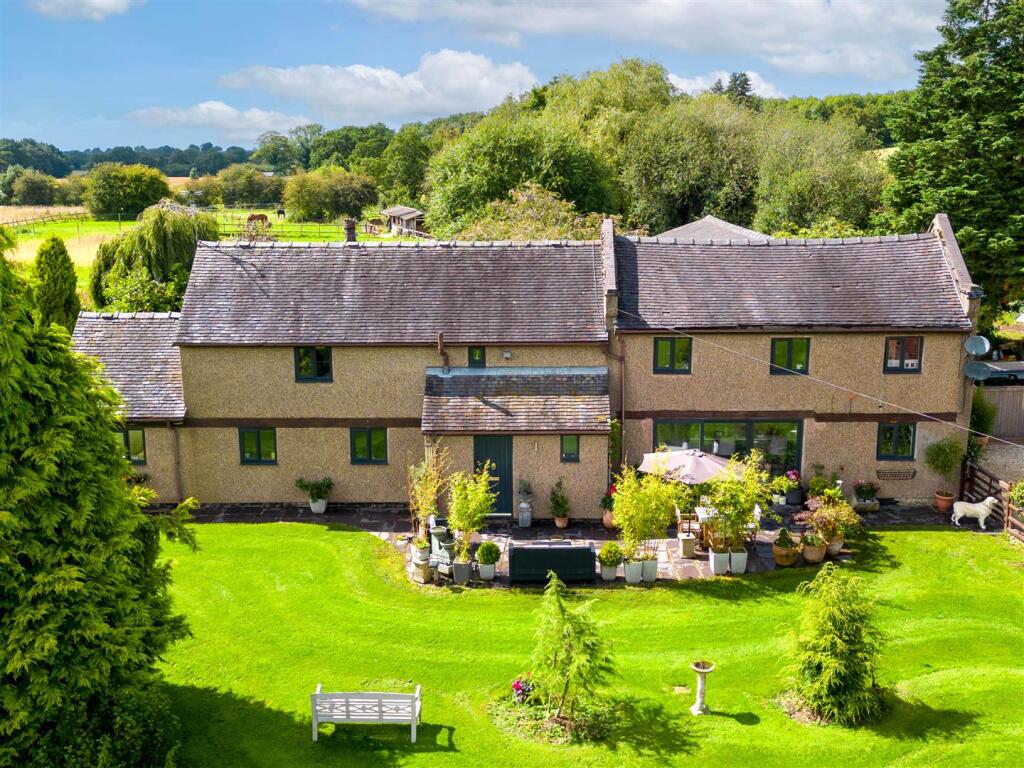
[508,540,596,583]
[311,684,422,743]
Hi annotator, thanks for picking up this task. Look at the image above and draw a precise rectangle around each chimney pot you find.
[344,218,357,243]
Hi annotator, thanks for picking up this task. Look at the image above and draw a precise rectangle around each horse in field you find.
[247,213,271,230]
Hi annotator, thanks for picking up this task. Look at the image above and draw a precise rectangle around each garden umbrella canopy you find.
[638,449,732,484]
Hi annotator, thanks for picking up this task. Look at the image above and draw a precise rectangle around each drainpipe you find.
[169,421,183,503]
[603,337,626,472]
[437,332,450,373]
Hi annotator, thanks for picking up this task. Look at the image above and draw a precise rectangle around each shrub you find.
[284,168,378,222]
[83,162,170,216]
[55,175,86,205]
[798,497,862,541]
[217,163,283,205]
[971,388,997,440]
[550,478,571,520]
[924,436,965,494]
[476,540,501,565]
[33,235,79,331]
[853,480,880,500]
[407,444,449,536]
[611,465,683,557]
[447,466,496,561]
[770,474,799,496]
[704,449,773,549]
[1011,480,1024,508]
[791,563,884,725]
[295,477,333,501]
[775,528,796,548]
[598,541,624,567]
[801,531,826,547]
[807,467,839,498]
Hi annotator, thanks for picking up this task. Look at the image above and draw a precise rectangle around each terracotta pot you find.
[977,435,990,449]
[827,537,844,556]
[802,544,827,564]
[602,509,615,529]
[934,491,955,514]
[554,516,569,529]
[772,544,799,567]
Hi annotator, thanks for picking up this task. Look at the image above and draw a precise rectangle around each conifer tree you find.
[33,234,79,331]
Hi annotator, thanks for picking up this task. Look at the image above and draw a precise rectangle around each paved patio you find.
[188,502,978,587]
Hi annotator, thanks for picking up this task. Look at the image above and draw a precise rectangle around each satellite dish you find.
[964,361,992,381]
[964,335,992,356]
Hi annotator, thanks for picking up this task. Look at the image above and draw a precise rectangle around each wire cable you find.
[615,307,1024,452]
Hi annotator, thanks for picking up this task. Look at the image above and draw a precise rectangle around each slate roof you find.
[381,206,424,218]
[72,312,185,421]
[421,367,610,434]
[615,232,973,331]
[176,241,607,346]
[656,215,769,241]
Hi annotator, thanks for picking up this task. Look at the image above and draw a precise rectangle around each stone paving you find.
[189,501,979,588]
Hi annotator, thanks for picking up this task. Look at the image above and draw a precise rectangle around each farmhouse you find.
[72,214,978,515]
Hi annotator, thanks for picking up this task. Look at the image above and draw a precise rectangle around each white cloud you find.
[128,101,309,143]
[219,49,538,124]
[29,0,138,21]
[669,70,784,98]
[347,0,944,79]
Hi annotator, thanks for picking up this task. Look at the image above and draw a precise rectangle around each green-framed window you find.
[468,346,486,368]
[239,427,277,464]
[122,426,146,465]
[883,336,923,374]
[877,423,916,460]
[770,338,810,375]
[294,346,332,382]
[560,435,580,463]
[653,337,692,374]
[351,427,387,464]
[654,418,802,474]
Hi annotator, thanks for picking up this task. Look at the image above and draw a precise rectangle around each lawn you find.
[160,525,1024,767]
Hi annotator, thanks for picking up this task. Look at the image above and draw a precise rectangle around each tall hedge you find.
[33,235,80,331]
[0,257,189,766]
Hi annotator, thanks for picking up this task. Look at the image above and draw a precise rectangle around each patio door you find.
[474,435,513,515]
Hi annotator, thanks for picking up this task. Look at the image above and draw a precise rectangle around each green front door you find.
[473,435,513,515]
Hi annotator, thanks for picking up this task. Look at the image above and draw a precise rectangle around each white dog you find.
[951,496,999,530]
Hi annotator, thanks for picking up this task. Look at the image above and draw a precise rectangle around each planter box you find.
[310,499,327,514]
[478,562,496,581]
[600,564,618,582]
[854,498,880,513]
[452,561,471,585]
[517,501,532,528]
[729,549,748,574]
[641,559,658,583]
[624,561,643,584]
[709,550,730,575]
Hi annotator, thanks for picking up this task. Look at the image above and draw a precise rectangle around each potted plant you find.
[600,483,616,529]
[640,551,658,583]
[407,444,449,537]
[611,466,679,583]
[795,488,862,556]
[801,531,827,564]
[784,469,804,505]
[517,478,534,528]
[708,534,731,576]
[705,451,773,576]
[446,466,496,585]
[411,536,430,564]
[924,436,965,514]
[476,540,500,581]
[550,478,570,528]
[295,477,333,514]
[598,541,623,581]
[853,479,880,513]
[971,388,997,450]
[623,548,643,584]
[772,527,800,567]
[770,473,797,507]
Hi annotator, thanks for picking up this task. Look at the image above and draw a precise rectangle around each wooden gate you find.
[981,387,1024,438]
[960,460,1023,542]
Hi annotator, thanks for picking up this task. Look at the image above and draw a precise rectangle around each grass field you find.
[160,525,1024,768]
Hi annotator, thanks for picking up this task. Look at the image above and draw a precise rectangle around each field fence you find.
[960,460,1023,543]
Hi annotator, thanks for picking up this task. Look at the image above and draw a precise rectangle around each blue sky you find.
[0,0,947,150]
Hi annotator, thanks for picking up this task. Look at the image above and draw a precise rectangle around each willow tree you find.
[90,199,218,309]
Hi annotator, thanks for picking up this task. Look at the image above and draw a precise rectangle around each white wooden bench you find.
[311,684,422,743]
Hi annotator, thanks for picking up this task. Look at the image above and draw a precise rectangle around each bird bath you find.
[690,660,715,715]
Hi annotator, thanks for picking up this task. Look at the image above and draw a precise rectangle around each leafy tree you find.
[623,95,760,232]
[283,169,378,222]
[883,0,1024,313]
[709,78,726,95]
[753,111,886,233]
[530,572,615,722]
[0,257,198,766]
[773,91,914,147]
[251,131,297,174]
[0,223,15,254]
[309,124,394,169]
[791,563,884,725]
[55,176,86,206]
[90,202,218,308]
[770,217,869,239]
[288,123,324,170]
[0,137,71,177]
[426,115,613,236]
[82,163,170,216]
[33,235,79,331]
[457,183,613,240]
[216,163,283,205]
[182,174,223,206]
[12,169,58,205]
[0,164,25,203]
[379,125,431,204]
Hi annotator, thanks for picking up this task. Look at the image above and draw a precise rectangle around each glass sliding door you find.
[652,418,802,472]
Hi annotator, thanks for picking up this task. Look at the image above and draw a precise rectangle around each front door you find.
[473,435,513,514]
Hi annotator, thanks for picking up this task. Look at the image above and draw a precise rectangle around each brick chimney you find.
[344,218,357,243]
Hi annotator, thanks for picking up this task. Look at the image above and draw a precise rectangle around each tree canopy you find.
[33,235,79,331]
[283,168,378,222]
[457,183,612,241]
[82,163,170,216]
[883,0,1024,316]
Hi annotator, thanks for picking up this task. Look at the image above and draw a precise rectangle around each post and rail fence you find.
[960,460,1023,543]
